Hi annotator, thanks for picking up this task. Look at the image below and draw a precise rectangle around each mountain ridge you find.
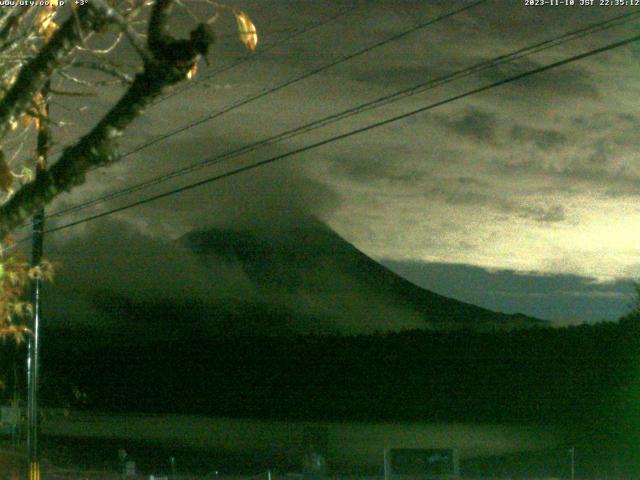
[179,218,541,333]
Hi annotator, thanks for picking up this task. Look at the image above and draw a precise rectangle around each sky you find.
[10,0,640,324]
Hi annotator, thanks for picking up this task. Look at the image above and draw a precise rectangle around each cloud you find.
[349,64,459,88]
[422,181,566,224]
[40,218,262,334]
[45,132,343,241]
[380,260,635,321]
[441,108,498,144]
[30,0,640,322]
[39,216,433,336]
[477,58,599,100]
[331,152,429,185]
[531,204,565,223]
[509,125,567,151]
[45,219,256,304]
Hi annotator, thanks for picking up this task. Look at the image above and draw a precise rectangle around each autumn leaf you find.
[235,11,257,51]
[28,261,55,282]
[0,151,14,193]
[38,260,55,282]
[7,270,24,287]
[0,324,31,344]
[5,75,15,89]
[28,265,42,280]
[13,301,32,318]
[186,63,198,80]
[2,234,14,244]
[35,6,58,41]
[19,113,33,129]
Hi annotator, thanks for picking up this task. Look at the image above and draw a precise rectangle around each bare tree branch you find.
[65,60,135,85]
[0,5,109,145]
[90,0,152,63]
[48,87,96,97]
[0,6,33,45]
[57,68,129,87]
[0,0,215,237]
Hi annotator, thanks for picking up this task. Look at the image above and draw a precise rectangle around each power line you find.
[45,1,366,162]
[36,0,489,221]
[48,0,486,165]
[41,10,640,223]
[102,0,490,161]
[109,0,489,163]
[144,1,367,105]
[37,30,640,238]
[16,0,492,232]
[154,0,489,106]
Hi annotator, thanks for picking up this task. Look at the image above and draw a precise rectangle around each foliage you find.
[626,280,640,317]
[0,236,54,344]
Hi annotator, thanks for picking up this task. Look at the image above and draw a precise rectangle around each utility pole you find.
[27,82,50,480]
[569,447,575,480]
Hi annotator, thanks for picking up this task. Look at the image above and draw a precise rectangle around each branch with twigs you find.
[0,0,257,343]
[0,5,112,145]
[68,60,134,82]
[0,0,216,238]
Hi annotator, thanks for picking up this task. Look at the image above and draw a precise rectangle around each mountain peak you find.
[180,220,541,334]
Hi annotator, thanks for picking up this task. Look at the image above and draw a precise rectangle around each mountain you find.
[44,217,539,341]
[177,217,541,334]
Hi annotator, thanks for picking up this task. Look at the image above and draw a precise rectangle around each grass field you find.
[37,413,561,474]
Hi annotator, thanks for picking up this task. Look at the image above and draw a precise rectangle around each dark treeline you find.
[1,312,640,468]
[0,314,637,474]
[0,314,639,469]
[24,314,640,440]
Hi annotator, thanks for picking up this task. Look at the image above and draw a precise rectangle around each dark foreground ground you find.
[1,435,637,480]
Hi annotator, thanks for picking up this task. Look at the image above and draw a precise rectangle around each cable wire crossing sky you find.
[36,0,640,324]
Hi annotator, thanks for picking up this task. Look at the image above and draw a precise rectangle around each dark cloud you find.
[440,108,498,144]
[424,184,566,223]
[61,133,345,236]
[455,176,489,187]
[380,260,634,321]
[39,219,259,335]
[45,220,256,304]
[41,217,432,336]
[572,112,639,129]
[587,138,612,165]
[478,59,599,100]
[528,204,566,223]
[192,163,342,232]
[424,186,490,207]
[331,150,430,185]
[603,182,640,198]
[510,125,567,151]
